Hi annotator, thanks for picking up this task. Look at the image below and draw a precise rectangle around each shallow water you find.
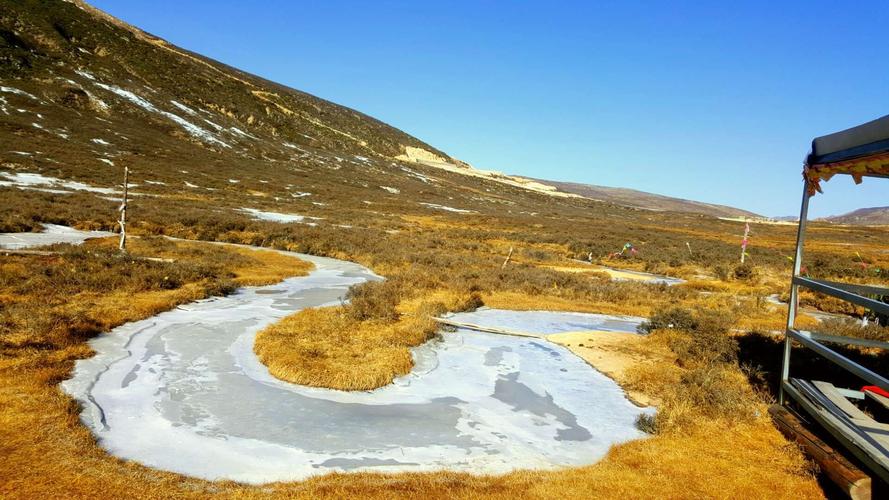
[8,226,653,483]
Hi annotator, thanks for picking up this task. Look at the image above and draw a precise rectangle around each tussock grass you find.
[254,306,441,390]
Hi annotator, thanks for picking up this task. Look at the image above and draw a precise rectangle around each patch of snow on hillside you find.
[203,119,223,132]
[184,181,200,188]
[401,167,433,183]
[238,208,322,225]
[98,158,115,166]
[228,179,240,184]
[170,100,198,116]
[420,203,475,214]
[89,81,230,148]
[381,186,400,194]
[230,127,259,140]
[289,191,311,198]
[91,138,111,146]
[144,180,166,185]
[0,86,39,100]
[0,171,118,195]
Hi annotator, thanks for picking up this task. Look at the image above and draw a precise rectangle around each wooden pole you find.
[769,405,871,499]
[119,165,128,252]
[432,317,543,339]
[740,221,750,264]
[501,246,513,270]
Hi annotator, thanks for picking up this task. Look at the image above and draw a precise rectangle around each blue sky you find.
[90,1,889,217]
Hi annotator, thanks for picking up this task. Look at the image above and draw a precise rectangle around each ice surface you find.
[445,308,644,336]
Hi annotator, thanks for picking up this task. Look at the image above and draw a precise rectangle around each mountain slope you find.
[824,206,889,225]
[528,178,760,218]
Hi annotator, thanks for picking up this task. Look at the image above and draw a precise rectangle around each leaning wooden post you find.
[740,220,750,264]
[501,246,513,270]
[118,165,128,252]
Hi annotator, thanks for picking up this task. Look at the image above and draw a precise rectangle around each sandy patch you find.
[548,330,663,407]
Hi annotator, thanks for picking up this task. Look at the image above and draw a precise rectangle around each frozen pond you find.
[8,227,655,483]
[0,224,114,249]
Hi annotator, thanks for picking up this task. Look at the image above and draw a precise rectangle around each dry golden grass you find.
[254,307,438,390]
[485,291,652,317]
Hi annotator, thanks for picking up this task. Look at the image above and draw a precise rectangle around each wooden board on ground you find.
[792,379,889,476]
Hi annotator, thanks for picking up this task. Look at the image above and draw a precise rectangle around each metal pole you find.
[119,166,128,252]
[780,178,811,404]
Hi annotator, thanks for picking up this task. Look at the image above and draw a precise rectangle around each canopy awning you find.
[804,114,889,194]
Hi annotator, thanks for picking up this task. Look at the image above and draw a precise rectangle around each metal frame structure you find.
[779,114,889,483]
[779,181,889,483]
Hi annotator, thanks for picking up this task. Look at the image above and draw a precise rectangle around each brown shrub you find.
[344,281,401,321]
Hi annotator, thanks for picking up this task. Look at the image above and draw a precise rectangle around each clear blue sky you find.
[90,0,889,218]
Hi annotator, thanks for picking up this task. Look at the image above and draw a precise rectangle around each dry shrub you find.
[344,281,401,321]
[638,306,697,333]
[733,262,756,281]
[632,306,754,434]
[453,291,484,312]
[669,309,738,366]
[817,317,889,342]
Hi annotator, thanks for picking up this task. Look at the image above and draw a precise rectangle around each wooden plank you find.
[811,381,889,450]
[814,381,874,421]
[769,405,871,500]
[787,380,889,483]
[794,380,889,465]
[432,318,543,339]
